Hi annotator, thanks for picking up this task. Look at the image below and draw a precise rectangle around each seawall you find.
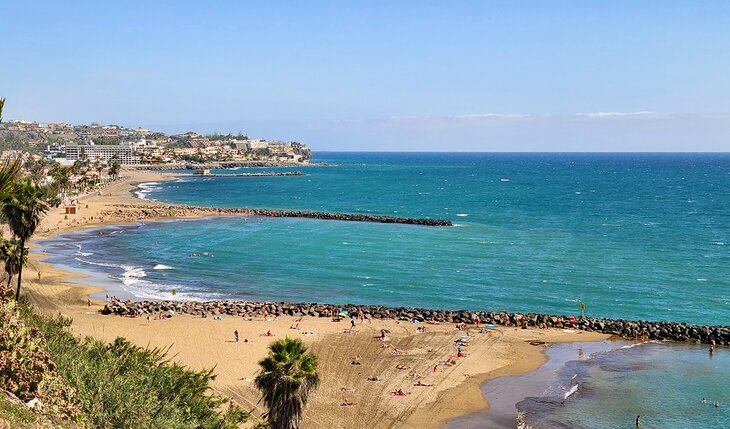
[100,300,730,345]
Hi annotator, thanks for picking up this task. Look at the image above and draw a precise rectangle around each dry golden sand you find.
[17,169,609,428]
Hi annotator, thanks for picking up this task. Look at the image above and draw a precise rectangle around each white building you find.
[65,142,140,164]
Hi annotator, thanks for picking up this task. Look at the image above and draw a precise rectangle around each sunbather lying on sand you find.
[390,389,411,396]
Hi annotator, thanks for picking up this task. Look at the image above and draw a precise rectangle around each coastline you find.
[21,169,612,428]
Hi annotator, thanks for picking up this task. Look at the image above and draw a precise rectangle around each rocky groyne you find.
[100,300,729,345]
[178,171,306,177]
[110,203,453,226]
[135,161,333,170]
[246,209,453,226]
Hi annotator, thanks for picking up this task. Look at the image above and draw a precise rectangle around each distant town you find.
[0,119,312,166]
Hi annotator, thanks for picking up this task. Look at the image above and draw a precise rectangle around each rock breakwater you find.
[135,161,332,170]
[178,171,306,177]
[108,203,453,226]
[100,300,729,345]
[246,209,453,226]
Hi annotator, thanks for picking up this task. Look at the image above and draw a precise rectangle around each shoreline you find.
[444,339,631,428]
[16,170,617,428]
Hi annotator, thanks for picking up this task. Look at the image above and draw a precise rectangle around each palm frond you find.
[0,157,21,201]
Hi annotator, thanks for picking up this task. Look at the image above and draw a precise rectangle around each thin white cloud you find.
[575,111,654,119]
[454,113,532,119]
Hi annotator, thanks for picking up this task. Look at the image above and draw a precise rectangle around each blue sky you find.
[2,1,729,151]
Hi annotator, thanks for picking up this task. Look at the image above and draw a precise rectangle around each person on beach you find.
[709,343,714,356]
[379,329,389,341]
[635,415,641,427]
[234,330,239,342]
[340,387,357,406]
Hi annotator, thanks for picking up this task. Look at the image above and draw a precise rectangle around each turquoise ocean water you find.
[40,153,729,428]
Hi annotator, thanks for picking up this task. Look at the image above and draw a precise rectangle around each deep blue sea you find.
[40,152,729,428]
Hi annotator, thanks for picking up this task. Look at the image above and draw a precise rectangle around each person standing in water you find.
[635,415,641,427]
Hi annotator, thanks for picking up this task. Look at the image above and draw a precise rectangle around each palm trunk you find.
[6,274,11,288]
[14,238,24,301]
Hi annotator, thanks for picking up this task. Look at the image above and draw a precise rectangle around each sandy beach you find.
[19,169,610,428]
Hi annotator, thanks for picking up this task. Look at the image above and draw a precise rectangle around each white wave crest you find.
[153,264,174,270]
[564,384,579,400]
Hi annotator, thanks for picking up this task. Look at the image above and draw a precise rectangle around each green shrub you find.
[0,297,83,422]
[20,307,247,429]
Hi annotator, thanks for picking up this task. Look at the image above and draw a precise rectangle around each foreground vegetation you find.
[0,287,248,428]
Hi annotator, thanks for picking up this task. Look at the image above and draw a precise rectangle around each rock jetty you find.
[110,204,453,226]
[100,300,729,345]
[246,209,453,226]
[136,161,333,170]
[178,171,306,177]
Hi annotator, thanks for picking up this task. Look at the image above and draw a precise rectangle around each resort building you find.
[65,141,140,164]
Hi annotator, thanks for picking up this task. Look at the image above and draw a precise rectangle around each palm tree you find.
[0,237,26,289]
[51,166,71,194]
[0,97,5,122]
[2,179,49,301]
[110,160,121,180]
[255,337,319,429]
